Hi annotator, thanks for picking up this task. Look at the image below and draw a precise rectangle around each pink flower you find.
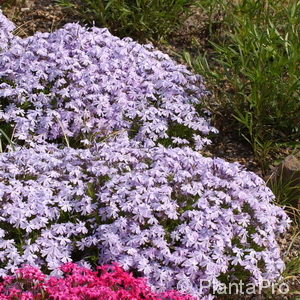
[0,263,195,299]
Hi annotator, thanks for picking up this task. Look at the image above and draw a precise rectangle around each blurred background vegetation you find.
[56,0,194,42]
[186,0,300,174]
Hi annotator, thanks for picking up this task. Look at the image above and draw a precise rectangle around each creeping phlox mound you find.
[0,10,289,299]
[0,141,289,297]
[0,263,194,299]
[0,19,216,149]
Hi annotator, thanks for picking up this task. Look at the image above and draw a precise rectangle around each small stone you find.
[268,153,300,208]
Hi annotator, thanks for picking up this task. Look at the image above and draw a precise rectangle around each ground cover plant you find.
[0,8,15,51]
[0,141,290,297]
[0,9,292,300]
[0,22,216,151]
[0,263,194,299]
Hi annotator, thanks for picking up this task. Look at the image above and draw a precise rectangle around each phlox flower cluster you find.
[0,10,290,299]
[0,19,216,150]
[0,11,15,51]
[0,140,289,297]
[0,263,194,299]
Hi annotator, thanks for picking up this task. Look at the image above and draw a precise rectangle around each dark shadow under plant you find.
[56,0,194,42]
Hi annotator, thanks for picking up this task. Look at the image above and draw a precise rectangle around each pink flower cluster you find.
[0,263,195,300]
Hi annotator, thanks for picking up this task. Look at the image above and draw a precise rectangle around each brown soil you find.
[2,0,76,37]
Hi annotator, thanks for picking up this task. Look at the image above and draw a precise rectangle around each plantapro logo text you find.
[177,278,289,298]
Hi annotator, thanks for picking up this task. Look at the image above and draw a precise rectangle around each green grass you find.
[0,125,15,152]
[268,170,300,210]
[184,0,300,172]
[56,0,193,42]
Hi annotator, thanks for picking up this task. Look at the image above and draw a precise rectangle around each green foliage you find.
[185,0,300,168]
[268,170,300,208]
[0,125,15,152]
[283,255,300,279]
[56,0,193,42]
[268,173,300,225]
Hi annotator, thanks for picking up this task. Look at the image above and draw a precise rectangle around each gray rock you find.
[268,154,300,209]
